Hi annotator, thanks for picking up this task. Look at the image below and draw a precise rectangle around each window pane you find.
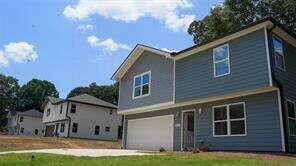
[135,76,141,86]
[287,101,296,118]
[214,121,227,135]
[134,87,141,97]
[214,45,228,62]
[215,60,229,76]
[273,37,283,55]
[142,84,149,95]
[275,53,285,69]
[288,119,296,135]
[214,106,227,121]
[230,120,245,135]
[142,73,150,84]
[230,104,244,119]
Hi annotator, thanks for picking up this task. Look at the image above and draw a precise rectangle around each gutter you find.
[267,24,289,153]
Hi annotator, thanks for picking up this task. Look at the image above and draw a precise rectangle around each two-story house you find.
[112,18,296,153]
[41,94,122,141]
[6,109,43,136]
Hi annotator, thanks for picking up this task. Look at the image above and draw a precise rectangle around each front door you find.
[45,125,55,137]
[182,111,194,151]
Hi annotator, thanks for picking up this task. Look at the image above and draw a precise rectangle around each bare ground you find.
[0,135,121,151]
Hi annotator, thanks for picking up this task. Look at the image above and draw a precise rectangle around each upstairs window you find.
[60,104,63,114]
[273,37,285,70]
[70,104,76,113]
[46,109,50,117]
[213,102,246,137]
[213,44,230,77]
[94,126,100,135]
[287,100,296,136]
[72,123,78,133]
[19,116,24,122]
[133,71,151,99]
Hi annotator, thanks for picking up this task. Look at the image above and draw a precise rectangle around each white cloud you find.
[63,0,195,32]
[77,24,94,31]
[87,35,130,54]
[0,42,38,67]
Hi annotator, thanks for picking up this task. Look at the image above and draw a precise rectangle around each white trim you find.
[118,87,277,115]
[264,27,273,86]
[286,98,296,137]
[175,22,273,60]
[277,90,286,152]
[213,43,231,78]
[180,109,195,151]
[212,102,247,137]
[132,71,151,100]
[272,36,286,71]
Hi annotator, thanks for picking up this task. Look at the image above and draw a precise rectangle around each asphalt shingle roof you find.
[18,109,43,118]
[67,94,117,109]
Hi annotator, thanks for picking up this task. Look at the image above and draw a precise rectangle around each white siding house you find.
[41,94,122,141]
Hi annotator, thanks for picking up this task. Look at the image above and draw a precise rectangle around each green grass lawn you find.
[0,153,295,166]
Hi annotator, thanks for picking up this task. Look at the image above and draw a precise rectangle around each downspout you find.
[65,101,71,137]
[267,24,289,153]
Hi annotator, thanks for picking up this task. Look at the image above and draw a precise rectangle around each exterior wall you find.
[68,102,122,141]
[123,91,283,152]
[175,29,270,103]
[18,116,43,136]
[42,102,67,123]
[270,33,296,153]
[119,51,174,111]
[7,114,18,134]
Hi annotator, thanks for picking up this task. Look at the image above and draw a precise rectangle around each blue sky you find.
[0,0,222,98]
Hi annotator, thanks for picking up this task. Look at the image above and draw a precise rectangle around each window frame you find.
[212,102,247,137]
[94,125,100,135]
[60,104,63,114]
[46,108,50,117]
[20,127,24,133]
[132,71,151,99]
[19,116,24,122]
[105,126,110,132]
[213,43,231,78]
[60,123,65,133]
[287,99,296,136]
[70,104,76,114]
[72,123,78,133]
[273,36,286,71]
[34,129,38,135]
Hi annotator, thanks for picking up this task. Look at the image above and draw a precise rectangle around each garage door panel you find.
[127,115,174,151]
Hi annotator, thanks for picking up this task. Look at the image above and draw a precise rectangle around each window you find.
[213,102,246,136]
[46,109,50,117]
[70,104,76,113]
[273,36,285,70]
[60,104,63,114]
[133,71,151,99]
[19,116,23,122]
[213,44,230,77]
[20,127,24,133]
[109,110,113,115]
[287,100,296,136]
[35,129,38,135]
[94,126,100,135]
[60,123,65,133]
[72,123,78,133]
[105,126,110,132]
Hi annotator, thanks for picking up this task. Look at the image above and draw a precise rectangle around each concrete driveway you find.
[0,149,152,157]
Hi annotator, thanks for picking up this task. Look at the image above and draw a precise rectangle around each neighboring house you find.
[41,94,122,141]
[6,109,43,136]
[112,18,296,153]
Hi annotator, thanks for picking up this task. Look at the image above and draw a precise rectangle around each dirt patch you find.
[0,135,121,151]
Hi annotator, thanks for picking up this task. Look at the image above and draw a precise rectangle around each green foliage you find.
[188,0,296,44]
[67,82,119,105]
[18,79,59,111]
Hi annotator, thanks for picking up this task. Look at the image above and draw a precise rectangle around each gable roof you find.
[111,18,296,81]
[41,96,64,109]
[111,44,172,81]
[67,94,117,109]
[18,109,43,118]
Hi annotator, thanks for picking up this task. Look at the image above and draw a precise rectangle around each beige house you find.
[41,94,122,141]
[6,109,43,136]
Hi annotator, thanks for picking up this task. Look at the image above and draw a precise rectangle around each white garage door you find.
[126,115,174,151]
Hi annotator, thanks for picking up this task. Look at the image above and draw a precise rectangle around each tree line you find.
[0,73,118,130]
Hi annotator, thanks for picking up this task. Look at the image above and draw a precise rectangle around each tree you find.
[19,79,59,111]
[67,82,119,105]
[0,74,20,129]
[188,0,296,44]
